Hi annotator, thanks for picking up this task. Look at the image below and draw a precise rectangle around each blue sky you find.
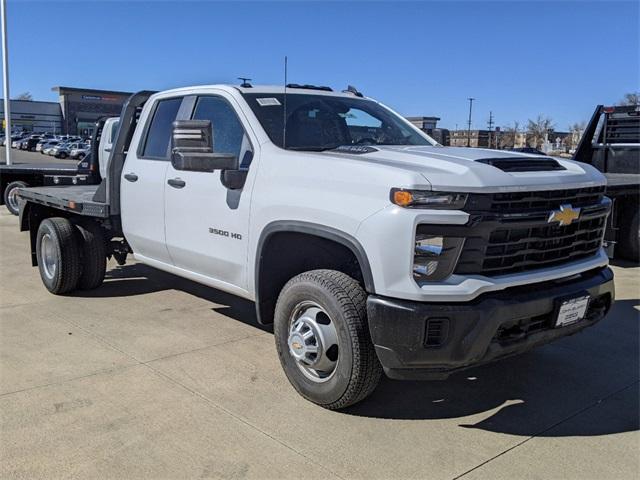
[5,0,639,130]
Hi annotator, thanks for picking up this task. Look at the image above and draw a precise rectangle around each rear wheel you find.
[619,208,639,262]
[36,218,82,294]
[3,181,28,215]
[75,222,107,290]
[274,270,382,410]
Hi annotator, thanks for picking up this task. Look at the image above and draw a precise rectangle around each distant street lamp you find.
[466,97,475,147]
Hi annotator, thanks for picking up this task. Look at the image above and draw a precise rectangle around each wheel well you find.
[255,229,372,325]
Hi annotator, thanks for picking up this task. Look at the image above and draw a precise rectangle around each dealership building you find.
[1,86,132,136]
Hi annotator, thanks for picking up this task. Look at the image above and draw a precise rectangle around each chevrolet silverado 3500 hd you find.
[17,84,614,409]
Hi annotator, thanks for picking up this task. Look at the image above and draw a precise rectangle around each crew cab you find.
[16,84,614,409]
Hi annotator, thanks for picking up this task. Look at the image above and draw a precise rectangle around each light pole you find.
[1,0,11,164]
[466,97,475,147]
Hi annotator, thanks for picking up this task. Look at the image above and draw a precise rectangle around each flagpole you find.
[1,0,11,165]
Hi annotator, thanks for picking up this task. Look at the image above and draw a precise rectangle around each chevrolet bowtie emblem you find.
[548,204,581,226]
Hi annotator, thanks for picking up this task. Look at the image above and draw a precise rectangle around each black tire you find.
[75,221,107,290]
[619,208,639,262]
[58,152,68,159]
[3,180,28,216]
[78,153,85,160]
[36,218,82,294]
[274,269,382,410]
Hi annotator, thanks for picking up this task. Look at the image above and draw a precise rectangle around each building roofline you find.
[52,86,133,96]
[0,98,61,106]
[406,116,441,121]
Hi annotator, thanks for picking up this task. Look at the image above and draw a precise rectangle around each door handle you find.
[167,178,186,189]
[124,173,138,182]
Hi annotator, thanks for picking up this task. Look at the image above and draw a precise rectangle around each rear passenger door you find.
[120,95,186,264]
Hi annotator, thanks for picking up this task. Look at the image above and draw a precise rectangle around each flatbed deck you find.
[18,185,109,218]
[605,173,640,195]
[0,162,80,176]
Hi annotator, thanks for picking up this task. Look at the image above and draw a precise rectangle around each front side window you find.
[142,97,183,158]
[242,93,433,151]
[192,96,253,167]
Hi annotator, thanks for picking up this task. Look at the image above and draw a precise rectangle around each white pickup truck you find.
[17,84,615,409]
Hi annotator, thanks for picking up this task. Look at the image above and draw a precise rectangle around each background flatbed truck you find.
[0,117,115,216]
[574,104,640,261]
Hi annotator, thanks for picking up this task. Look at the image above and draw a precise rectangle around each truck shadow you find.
[345,298,639,437]
[610,258,640,268]
[75,263,638,437]
[73,263,270,332]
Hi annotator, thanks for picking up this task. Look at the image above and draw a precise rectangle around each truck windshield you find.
[241,93,434,151]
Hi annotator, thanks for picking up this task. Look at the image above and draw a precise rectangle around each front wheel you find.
[3,181,28,215]
[274,270,382,410]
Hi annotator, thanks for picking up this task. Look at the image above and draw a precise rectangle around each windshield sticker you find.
[256,97,282,106]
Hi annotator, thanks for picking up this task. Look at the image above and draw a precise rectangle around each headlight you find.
[413,233,464,283]
[391,188,467,209]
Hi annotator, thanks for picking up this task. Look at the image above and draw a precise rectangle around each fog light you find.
[53,177,59,184]
[413,235,443,279]
[412,234,464,283]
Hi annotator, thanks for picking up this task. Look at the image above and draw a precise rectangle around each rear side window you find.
[142,97,183,158]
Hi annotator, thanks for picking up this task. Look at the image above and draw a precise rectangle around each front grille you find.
[465,186,605,214]
[451,187,609,277]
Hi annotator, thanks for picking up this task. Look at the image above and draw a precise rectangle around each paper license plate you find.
[555,296,590,327]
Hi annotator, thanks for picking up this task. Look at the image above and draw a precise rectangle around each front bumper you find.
[367,267,614,380]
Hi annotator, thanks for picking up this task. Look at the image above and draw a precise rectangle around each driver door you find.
[164,93,256,290]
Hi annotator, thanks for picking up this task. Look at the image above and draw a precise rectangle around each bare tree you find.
[499,121,519,149]
[618,92,639,106]
[566,121,586,149]
[14,92,33,101]
[527,115,555,149]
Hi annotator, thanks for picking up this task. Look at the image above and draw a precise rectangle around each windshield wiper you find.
[286,145,342,152]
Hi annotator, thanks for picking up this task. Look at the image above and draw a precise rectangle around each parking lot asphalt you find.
[0,207,638,479]
[1,148,78,165]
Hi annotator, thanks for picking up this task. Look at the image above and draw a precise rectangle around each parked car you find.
[54,142,84,159]
[70,143,90,160]
[47,142,69,157]
[41,140,61,155]
[19,134,41,151]
[11,134,29,148]
[16,85,614,410]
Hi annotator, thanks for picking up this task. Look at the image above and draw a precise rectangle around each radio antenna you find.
[282,56,288,149]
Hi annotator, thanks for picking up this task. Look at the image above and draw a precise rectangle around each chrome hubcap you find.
[40,233,57,280]
[7,187,20,211]
[288,302,339,383]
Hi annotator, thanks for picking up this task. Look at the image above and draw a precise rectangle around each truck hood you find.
[327,145,605,192]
